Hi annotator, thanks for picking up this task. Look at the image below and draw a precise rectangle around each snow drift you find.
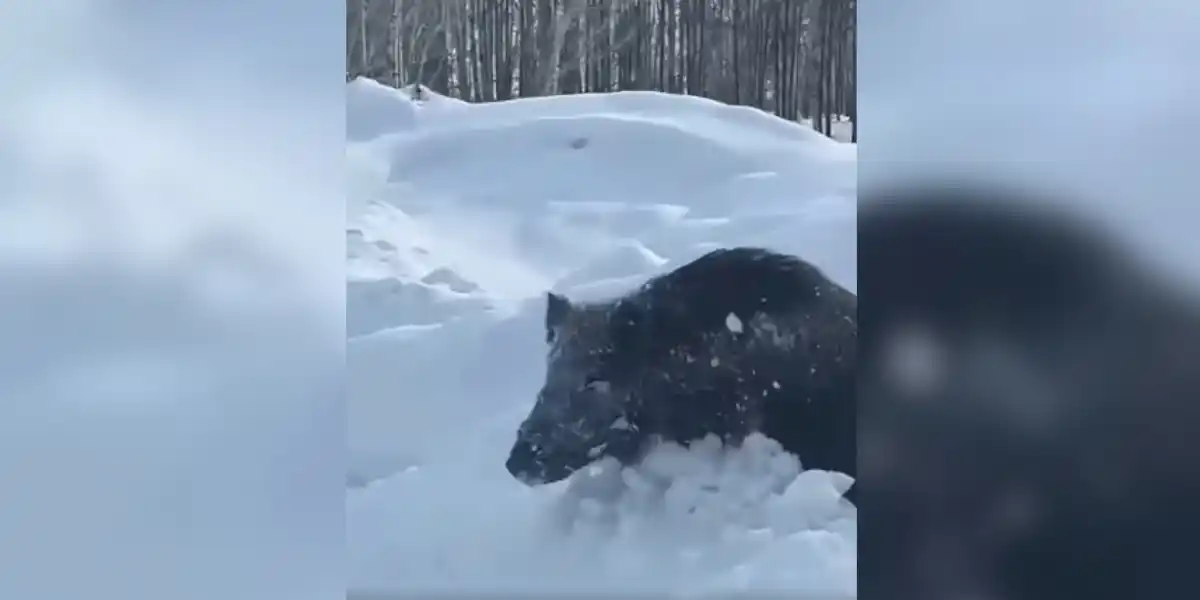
[345,78,857,597]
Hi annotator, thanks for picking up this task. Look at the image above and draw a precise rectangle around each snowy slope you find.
[345,78,857,597]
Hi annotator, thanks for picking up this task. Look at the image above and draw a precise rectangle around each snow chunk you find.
[725,312,744,333]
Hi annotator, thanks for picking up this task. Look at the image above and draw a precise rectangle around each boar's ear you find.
[546,292,571,332]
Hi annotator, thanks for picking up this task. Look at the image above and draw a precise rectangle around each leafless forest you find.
[347,0,856,141]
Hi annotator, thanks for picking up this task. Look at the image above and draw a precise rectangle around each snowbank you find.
[345,78,418,142]
[346,79,857,596]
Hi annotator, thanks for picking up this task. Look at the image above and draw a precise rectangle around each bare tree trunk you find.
[348,0,856,139]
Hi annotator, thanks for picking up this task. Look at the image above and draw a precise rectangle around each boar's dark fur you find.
[505,247,857,502]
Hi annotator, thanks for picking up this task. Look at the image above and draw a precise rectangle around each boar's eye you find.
[581,375,610,394]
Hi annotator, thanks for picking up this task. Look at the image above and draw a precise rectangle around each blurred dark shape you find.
[858,182,1200,600]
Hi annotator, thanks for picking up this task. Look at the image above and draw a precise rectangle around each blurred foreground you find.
[859,182,1199,600]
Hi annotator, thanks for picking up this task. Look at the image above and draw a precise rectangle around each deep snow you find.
[346,79,857,597]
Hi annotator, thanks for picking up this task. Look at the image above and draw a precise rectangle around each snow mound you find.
[345,77,418,142]
[552,238,668,295]
[346,82,857,595]
[350,434,855,597]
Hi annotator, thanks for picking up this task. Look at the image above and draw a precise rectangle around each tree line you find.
[347,0,856,141]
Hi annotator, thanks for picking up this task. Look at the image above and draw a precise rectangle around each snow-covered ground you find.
[803,115,855,144]
[345,79,857,597]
